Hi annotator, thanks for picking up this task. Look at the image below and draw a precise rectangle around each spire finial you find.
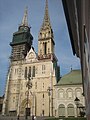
[21,7,28,26]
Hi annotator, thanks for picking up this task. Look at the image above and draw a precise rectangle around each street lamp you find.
[47,87,52,117]
[74,97,80,117]
[25,73,33,120]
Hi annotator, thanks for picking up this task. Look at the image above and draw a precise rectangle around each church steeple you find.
[10,7,33,61]
[21,7,28,27]
[42,0,51,28]
[19,7,30,31]
[38,0,55,60]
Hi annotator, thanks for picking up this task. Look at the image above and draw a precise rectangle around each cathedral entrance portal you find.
[20,99,32,116]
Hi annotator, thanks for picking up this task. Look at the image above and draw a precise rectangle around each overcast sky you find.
[0,0,80,96]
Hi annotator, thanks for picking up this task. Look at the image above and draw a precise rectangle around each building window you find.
[58,104,65,117]
[58,89,64,98]
[35,67,38,74]
[24,67,27,79]
[43,94,44,98]
[29,67,31,77]
[43,83,44,88]
[68,91,72,98]
[75,88,81,98]
[77,91,81,97]
[60,92,63,98]
[32,66,35,77]
[44,42,47,54]
[67,104,74,117]
[66,89,73,98]
[42,65,45,74]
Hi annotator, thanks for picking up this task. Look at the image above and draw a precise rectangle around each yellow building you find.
[2,0,60,117]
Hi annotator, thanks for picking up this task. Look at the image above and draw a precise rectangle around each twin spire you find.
[21,7,28,27]
[20,0,51,28]
[42,0,51,28]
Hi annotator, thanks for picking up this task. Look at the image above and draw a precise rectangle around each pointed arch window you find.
[43,94,44,98]
[32,66,35,77]
[24,67,27,79]
[29,67,31,77]
[44,42,47,54]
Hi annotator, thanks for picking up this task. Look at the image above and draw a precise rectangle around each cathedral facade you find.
[2,0,60,117]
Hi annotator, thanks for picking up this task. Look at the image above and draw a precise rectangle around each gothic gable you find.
[25,47,38,62]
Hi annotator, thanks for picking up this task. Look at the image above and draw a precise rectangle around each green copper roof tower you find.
[10,7,33,61]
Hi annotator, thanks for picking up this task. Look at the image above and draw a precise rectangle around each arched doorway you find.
[67,104,74,117]
[20,98,32,116]
[58,104,65,117]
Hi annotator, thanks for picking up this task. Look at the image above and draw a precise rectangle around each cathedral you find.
[2,0,60,117]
